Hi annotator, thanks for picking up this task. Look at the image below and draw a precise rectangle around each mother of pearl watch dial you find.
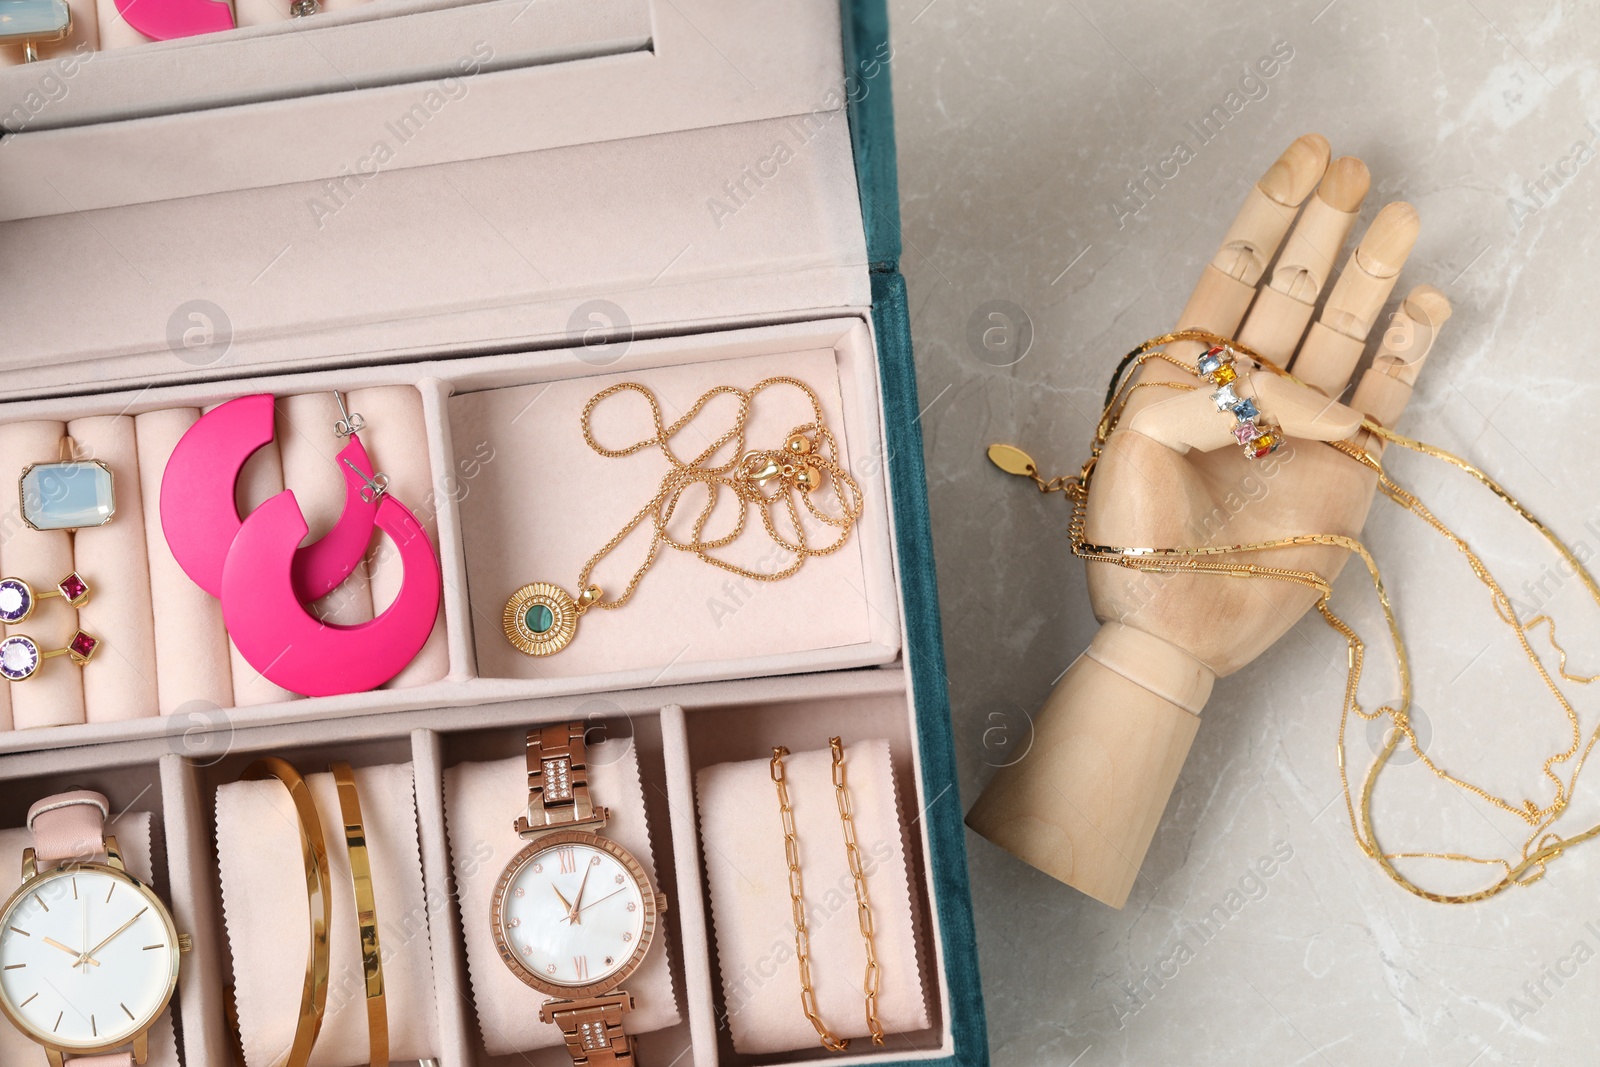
[495,836,652,992]
[0,866,179,1050]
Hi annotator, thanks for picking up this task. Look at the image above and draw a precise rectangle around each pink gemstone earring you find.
[161,393,380,602]
[219,476,441,697]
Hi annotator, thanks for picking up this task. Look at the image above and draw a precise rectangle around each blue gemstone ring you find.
[19,459,116,532]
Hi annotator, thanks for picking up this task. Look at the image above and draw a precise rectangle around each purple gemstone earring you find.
[0,629,98,682]
[0,572,91,625]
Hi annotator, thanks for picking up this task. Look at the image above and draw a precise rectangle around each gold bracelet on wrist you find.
[331,761,389,1067]
[241,757,331,1067]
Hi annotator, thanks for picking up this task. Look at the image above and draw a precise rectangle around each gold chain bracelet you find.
[992,328,1600,904]
[505,376,863,657]
[830,736,885,1045]
[770,746,849,1051]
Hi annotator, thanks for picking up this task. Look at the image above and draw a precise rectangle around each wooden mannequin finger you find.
[1235,157,1370,367]
[1128,371,1361,453]
[1177,133,1329,332]
[1288,202,1420,398]
[1127,134,1330,418]
[1349,284,1453,427]
[1368,283,1451,387]
[1211,133,1331,284]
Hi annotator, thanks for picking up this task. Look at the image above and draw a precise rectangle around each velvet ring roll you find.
[330,760,388,1067]
[239,757,331,1067]
[0,420,83,729]
[68,414,160,722]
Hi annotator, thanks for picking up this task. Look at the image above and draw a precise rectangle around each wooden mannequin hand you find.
[1088,134,1451,676]
[966,135,1453,907]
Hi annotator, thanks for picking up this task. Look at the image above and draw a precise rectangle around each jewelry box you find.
[0,0,989,1064]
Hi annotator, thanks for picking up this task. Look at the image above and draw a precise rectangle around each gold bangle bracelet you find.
[330,761,389,1067]
[241,757,331,1067]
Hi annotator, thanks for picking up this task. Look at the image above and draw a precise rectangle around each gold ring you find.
[241,758,330,1067]
[330,761,389,1067]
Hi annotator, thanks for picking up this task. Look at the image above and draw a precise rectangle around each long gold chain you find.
[996,328,1600,904]
[576,377,863,612]
[830,736,885,1045]
[771,746,850,1052]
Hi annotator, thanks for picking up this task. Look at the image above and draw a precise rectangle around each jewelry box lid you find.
[0,0,874,397]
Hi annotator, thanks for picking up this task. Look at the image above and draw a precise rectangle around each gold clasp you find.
[741,451,783,486]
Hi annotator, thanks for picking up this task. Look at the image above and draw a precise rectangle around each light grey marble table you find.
[887,1,1600,1064]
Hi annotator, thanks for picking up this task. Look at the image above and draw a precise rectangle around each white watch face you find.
[0,867,178,1050]
[497,839,649,989]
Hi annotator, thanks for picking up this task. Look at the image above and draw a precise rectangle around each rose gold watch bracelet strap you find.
[66,1055,133,1066]
[540,992,636,1066]
[516,722,608,836]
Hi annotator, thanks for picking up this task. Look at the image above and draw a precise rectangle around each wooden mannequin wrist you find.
[966,622,1214,908]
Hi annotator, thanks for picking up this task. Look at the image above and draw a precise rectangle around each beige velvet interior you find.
[452,347,876,683]
[2,0,651,129]
[0,122,867,388]
[0,421,82,730]
[696,737,929,1055]
[0,9,924,1060]
[0,318,898,756]
[0,667,953,1066]
[0,313,948,1064]
[0,0,844,214]
[216,762,438,1066]
[0,387,445,735]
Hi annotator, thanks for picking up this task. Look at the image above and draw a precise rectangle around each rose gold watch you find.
[0,791,191,1067]
[490,723,666,1066]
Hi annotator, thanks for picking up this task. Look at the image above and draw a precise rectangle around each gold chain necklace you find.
[992,329,1600,904]
[504,376,864,656]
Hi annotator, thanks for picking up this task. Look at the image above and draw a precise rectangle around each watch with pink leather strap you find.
[0,790,189,1067]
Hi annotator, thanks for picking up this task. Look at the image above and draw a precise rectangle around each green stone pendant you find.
[504,583,578,656]
[525,603,555,635]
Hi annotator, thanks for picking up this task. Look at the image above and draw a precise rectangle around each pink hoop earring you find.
[220,489,441,697]
[113,0,234,42]
[161,393,380,602]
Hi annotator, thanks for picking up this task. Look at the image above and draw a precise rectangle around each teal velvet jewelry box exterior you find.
[842,1,991,1063]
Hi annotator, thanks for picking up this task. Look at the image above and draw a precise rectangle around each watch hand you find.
[79,893,88,975]
[551,884,575,915]
[75,907,146,968]
[42,937,100,967]
[574,886,628,915]
[568,864,593,925]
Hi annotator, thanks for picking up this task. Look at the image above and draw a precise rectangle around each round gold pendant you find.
[504,583,579,656]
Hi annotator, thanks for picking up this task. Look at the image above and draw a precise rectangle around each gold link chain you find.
[830,736,885,1045]
[571,377,864,615]
[771,746,849,1052]
[992,328,1600,904]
